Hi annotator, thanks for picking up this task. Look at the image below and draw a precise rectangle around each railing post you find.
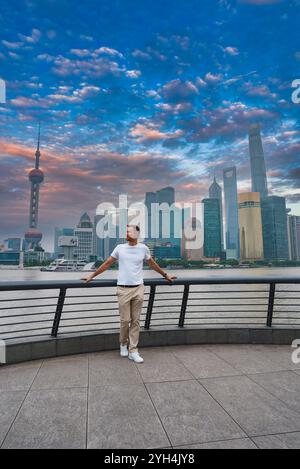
[179,284,189,327]
[266,282,276,327]
[144,285,156,330]
[51,287,66,337]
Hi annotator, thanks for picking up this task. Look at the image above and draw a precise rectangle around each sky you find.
[0,0,299,252]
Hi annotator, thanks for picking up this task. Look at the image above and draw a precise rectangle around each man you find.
[81,224,177,363]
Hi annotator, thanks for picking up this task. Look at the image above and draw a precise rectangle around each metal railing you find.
[0,275,300,341]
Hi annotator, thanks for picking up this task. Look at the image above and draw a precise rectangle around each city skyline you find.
[0,0,299,251]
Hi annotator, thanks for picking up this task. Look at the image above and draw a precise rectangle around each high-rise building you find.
[96,208,128,259]
[181,216,204,261]
[209,176,224,251]
[156,186,175,241]
[261,196,289,261]
[93,214,105,260]
[249,124,268,200]
[54,227,74,258]
[23,125,44,251]
[238,192,264,261]
[223,167,240,259]
[74,212,94,261]
[144,186,180,259]
[287,215,300,261]
[3,238,21,251]
[202,198,222,258]
[145,192,157,240]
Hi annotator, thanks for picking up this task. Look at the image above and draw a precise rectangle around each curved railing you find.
[0,275,300,342]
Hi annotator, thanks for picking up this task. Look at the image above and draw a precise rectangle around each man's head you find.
[126,224,140,242]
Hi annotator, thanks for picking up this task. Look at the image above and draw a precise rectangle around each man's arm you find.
[146,256,177,283]
[81,256,117,283]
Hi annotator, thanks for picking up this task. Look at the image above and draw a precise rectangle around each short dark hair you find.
[127,224,140,232]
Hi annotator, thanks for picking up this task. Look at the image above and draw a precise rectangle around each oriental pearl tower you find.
[24,125,44,250]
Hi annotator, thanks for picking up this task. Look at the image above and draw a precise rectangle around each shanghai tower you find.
[249,124,268,199]
[24,125,44,250]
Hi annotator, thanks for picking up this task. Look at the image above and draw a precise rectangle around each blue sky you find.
[0,0,299,250]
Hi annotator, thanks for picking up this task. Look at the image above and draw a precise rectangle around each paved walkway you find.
[1,344,300,449]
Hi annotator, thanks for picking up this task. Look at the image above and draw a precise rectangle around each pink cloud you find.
[130,123,183,143]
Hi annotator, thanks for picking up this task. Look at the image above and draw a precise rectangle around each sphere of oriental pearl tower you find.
[24,125,44,250]
[28,168,44,184]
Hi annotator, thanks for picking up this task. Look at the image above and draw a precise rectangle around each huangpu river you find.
[0,267,300,340]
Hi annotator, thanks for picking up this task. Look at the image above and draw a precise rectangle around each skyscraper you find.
[74,212,93,261]
[54,227,74,258]
[202,198,222,258]
[23,125,44,251]
[145,191,157,240]
[288,215,300,261]
[223,167,240,259]
[209,176,224,251]
[261,196,289,261]
[249,124,268,199]
[238,192,264,261]
[156,186,175,241]
[93,214,105,260]
[145,187,181,259]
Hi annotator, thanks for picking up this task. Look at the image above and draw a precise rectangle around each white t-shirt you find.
[110,242,151,285]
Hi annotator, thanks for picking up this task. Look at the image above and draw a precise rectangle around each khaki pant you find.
[116,284,145,353]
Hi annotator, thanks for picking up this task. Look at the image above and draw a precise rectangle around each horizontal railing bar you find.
[65,293,150,298]
[64,301,119,306]
[187,298,268,302]
[153,303,268,308]
[153,305,266,314]
[1,276,300,292]
[0,319,54,326]
[58,323,119,329]
[185,317,266,320]
[62,308,120,313]
[0,304,58,311]
[149,297,269,302]
[60,315,119,321]
[152,315,267,319]
[0,296,58,302]
[274,290,300,292]
[58,306,146,314]
[177,318,265,327]
[61,311,147,317]
[57,327,119,334]
[274,305,300,307]
[152,311,267,315]
[274,317,300,320]
[0,312,56,319]
[63,308,118,315]
[0,326,51,334]
[275,297,300,299]
[188,290,270,293]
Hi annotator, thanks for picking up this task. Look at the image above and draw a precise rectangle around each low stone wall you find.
[2,326,300,365]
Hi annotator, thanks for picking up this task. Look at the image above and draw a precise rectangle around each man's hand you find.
[81,276,93,283]
[165,274,177,284]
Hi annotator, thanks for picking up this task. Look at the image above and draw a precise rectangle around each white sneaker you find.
[120,344,128,357]
[128,351,144,363]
